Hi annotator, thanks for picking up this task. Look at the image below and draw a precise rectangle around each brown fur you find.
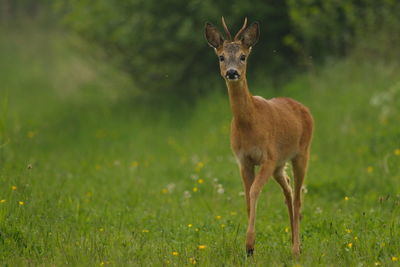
[205,18,314,256]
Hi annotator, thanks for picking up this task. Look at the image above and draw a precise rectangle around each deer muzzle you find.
[226,69,240,80]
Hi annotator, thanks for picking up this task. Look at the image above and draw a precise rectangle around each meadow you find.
[0,24,399,266]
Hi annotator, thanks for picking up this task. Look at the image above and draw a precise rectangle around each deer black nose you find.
[226,69,240,80]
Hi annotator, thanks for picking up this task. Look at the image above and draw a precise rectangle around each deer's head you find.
[205,17,259,82]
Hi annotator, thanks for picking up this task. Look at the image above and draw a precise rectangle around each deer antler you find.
[221,16,232,41]
[234,17,248,41]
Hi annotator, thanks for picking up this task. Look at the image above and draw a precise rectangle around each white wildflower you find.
[167,183,176,192]
[191,155,199,163]
[183,191,191,199]
[302,185,308,194]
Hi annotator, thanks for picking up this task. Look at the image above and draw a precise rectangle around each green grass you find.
[0,25,399,266]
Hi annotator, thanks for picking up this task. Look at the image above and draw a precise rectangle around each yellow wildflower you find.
[99,262,105,266]
[192,187,198,192]
[197,179,204,184]
[198,245,206,249]
[18,201,24,205]
[367,166,374,173]
[347,243,353,249]
[215,215,221,220]
[195,162,204,172]
[188,224,193,228]
[0,199,6,203]
[27,131,36,138]
[394,149,400,156]
[285,227,289,233]
[161,188,168,194]
[392,256,398,262]
[172,251,179,256]
[142,229,149,233]
[95,129,107,139]
[345,229,352,233]
[11,186,17,191]
[354,236,358,240]
[374,262,381,266]
[344,196,349,201]
[189,257,197,264]
[131,161,139,167]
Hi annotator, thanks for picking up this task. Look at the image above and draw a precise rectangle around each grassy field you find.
[0,25,399,266]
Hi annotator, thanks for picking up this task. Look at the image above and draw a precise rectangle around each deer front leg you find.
[246,160,275,256]
[239,161,255,218]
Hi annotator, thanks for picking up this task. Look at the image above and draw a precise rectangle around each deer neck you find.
[226,78,254,124]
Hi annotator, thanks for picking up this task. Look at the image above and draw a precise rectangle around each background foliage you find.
[57,0,292,98]
[287,0,400,60]
[54,0,400,99]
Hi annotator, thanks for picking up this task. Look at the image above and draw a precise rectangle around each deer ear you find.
[205,22,224,49]
[241,22,259,48]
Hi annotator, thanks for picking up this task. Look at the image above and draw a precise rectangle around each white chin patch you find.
[226,75,240,81]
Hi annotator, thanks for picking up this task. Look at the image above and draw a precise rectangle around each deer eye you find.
[240,55,246,61]
[219,55,225,62]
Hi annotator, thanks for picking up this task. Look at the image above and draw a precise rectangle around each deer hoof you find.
[292,246,301,257]
[246,248,254,257]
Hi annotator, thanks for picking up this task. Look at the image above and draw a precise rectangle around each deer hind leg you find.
[274,165,294,244]
[239,161,255,218]
[291,153,309,256]
[246,160,275,256]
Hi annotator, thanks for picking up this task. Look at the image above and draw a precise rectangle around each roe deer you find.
[205,17,314,256]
